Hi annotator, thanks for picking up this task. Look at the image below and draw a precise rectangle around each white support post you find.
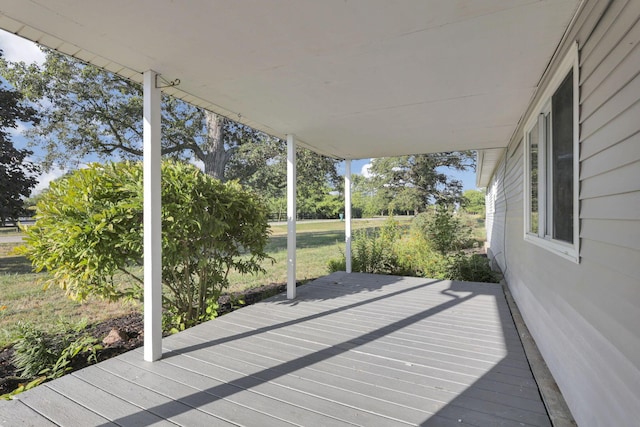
[143,70,162,362]
[286,135,297,299]
[345,160,352,273]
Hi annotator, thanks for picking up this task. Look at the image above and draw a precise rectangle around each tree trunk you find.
[202,111,231,180]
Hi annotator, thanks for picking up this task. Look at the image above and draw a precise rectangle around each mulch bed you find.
[0,282,290,396]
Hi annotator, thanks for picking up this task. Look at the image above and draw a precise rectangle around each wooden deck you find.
[1,272,550,426]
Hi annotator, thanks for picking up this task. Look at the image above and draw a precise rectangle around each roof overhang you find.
[476,148,506,188]
[0,0,580,172]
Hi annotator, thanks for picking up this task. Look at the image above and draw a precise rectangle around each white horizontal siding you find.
[486,1,640,425]
[581,132,640,178]
[581,218,640,251]
[581,160,640,199]
[580,1,640,104]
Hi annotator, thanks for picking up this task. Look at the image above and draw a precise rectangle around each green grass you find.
[226,216,413,291]
[0,227,23,237]
[0,215,419,347]
[267,217,411,235]
[0,244,140,348]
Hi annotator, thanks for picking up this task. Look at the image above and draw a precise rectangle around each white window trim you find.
[523,43,580,263]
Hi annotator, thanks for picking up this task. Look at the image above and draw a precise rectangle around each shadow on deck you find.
[1,272,550,426]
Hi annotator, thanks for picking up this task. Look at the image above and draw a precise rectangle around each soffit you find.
[0,0,580,159]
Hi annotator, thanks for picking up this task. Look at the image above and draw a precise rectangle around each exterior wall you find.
[486,0,640,425]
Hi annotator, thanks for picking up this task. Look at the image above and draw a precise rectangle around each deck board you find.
[0,273,551,426]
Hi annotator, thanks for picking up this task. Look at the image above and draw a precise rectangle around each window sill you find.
[524,234,580,264]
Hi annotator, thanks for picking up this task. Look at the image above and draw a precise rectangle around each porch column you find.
[143,70,162,362]
[286,134,297,299]
[345,160,352,273]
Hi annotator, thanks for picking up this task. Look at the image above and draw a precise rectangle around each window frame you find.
[523,43,580,263]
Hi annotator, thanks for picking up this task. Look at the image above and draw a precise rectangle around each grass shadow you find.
[267,230,343,252]
[267,227,383,252]
[0,256,34,275]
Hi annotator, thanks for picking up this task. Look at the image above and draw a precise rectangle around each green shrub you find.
[353,218,412,275]
[394,229,448,279]
[329,215,499,284]
[12,321,101,380]
[351,229,395,274]
[328,218,406,275]
[445,254,500,283]
[327,254,346,273]
[12,322,60,378]
[19,161,271,331]
[413,208,473,254]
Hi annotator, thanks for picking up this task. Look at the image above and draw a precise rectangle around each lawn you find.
[0,243,141,348]
[0,217,412,348]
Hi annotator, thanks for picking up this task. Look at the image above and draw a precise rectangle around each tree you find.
[0,49,275,181]
[390,187,422,215]
[229,143,341,218]
[370,152,475,208]
[19,161,270,331]
[1,49,341,207]
[461,189,486,216]
[0,50,40,226]
[351,174,387,217]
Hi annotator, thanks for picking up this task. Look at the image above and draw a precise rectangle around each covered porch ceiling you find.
[0,0,580,180]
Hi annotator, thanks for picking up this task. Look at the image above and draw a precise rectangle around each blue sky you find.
[1,30,479,193]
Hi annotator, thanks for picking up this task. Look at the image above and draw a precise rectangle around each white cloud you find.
[360,163,372,178]
[32,166,67,195]
[0,30,46,65]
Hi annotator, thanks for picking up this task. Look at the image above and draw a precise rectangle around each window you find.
[524,44,579,262]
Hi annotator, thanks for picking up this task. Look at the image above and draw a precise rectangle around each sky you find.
[1,29,478,194]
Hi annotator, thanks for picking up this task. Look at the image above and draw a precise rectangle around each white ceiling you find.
[0,0,579,162]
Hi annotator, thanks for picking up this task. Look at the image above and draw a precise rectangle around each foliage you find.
[298,191,343,220]
[0,239,139,349]
[351,174,388,218]
[350,233,397,275]
[414,208,473,255]
[327,256,347,273]
[251,146,341,218]
[329,213,498,283]
[393,229,449,279]
[11,323,60,378]
[19,160,271,331]
[0,49,40,226]
[369,152,475,209]
[461,189,486,216]
[0,49,274,179]
[445,254,500,283]
[329,218,408,276]
[0,376,46,400]
[11,320,100,380]
[389,187,422,215]
[0,49,340,196]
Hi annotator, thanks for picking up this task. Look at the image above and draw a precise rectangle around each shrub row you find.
[329,210,500,283]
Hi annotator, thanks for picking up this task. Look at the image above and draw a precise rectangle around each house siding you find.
[486,0,640,425]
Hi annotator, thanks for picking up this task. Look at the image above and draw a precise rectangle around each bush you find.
[327,256,346,273]
[394,229,448,279]
[413,208,473,254]
[12,321,100,380]
[328,218,407,275]
[12,323,60,378]
[329,215,499,283]
[19,161,271,331]
[445,254,500,283]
